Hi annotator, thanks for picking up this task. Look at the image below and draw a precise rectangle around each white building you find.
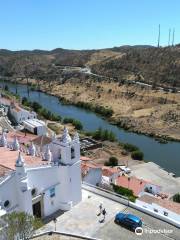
[23,119,47,136]
[10,103,37,124]
[0,127,82,218]
[136,193,180,223]
[81,162,102,186]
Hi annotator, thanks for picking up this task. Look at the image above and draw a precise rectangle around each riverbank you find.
[10,78,180,142]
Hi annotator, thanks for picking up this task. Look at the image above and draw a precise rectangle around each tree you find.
[4,85,9,92]
[1,212,42,240]
[131,150,144,160]
[173,193,180,203]
[105,156,118,166]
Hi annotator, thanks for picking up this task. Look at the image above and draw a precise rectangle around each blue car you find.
[115,212,142,231]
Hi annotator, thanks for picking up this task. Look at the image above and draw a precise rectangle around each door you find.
[33,201,41,218]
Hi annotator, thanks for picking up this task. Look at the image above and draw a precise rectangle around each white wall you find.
[10,108,36,124]
[143,183,161,195]
[136,199,180,223]
[26,163,81,216]
[83,168,102,186]
[69,161,82,206]
[0,174,19,213]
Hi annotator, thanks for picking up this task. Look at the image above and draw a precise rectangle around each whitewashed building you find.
[23,119,47,136]
[0,127,82,218]
[136,193,180,223]
[10,103,37,124]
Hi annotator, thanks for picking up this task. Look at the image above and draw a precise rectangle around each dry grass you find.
[40,80,180,140]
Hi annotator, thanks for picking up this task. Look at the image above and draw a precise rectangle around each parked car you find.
[115,212,142,231]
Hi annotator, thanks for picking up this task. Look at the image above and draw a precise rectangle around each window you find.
[71,147,75,159]
[31,188,37,197]
[4,200,10,208]
[164,211,168,216]
[154,208,158,213]
[50,187,55,198]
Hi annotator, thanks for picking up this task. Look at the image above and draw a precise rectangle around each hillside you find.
[0,45,180,89]
[0,45,180,140]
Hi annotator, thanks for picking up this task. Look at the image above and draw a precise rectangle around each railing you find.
[82,182,180,228]
[31,231,100,240]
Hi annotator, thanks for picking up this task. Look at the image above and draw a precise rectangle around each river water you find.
[1,81,179,176]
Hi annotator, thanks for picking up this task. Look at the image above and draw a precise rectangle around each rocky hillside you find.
[0,45,180,88]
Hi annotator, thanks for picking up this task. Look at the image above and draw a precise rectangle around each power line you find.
[168,28,171,46]
[157,24,161,47]
[172,28,175,46]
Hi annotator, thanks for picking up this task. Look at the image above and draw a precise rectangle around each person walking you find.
[102,208,107,222]
[97,202,103,216]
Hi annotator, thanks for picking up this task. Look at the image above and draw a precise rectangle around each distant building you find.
[81,161,102,186]
[10,103,37,124]
[0,127,82,218]
[23,119,47,136]
[115,175,161,197]
[136,194,180,223]
[102,167,121,184]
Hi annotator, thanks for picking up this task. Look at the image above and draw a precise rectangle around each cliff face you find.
[0,45,180,89]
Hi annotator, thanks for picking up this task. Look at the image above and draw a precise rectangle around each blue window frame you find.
[50,187,55,198]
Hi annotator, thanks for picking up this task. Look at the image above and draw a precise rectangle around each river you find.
[0,81,180,176]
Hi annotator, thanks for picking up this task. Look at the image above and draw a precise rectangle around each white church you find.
[0,127,82,218]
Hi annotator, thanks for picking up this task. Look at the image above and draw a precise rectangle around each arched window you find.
[31,188,37,197]
[4,200,10,208]
[71,147,75,159]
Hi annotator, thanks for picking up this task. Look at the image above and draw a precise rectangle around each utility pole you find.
[168,28,171,46]
[157,24,161,48]
[172,28,175,46]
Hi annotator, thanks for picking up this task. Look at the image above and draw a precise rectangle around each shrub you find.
[92,128,116,142]
[4,85,9,91]
[173,193,180,203]
[131,150,144,160]
[112,184,134,197]
[63,117,83,130]
[123,143,139,152]
[105,156,118,166]
[21,99,61,122]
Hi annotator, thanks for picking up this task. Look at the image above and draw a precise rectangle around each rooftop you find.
[32,135,52,147]
[23,119,45,127]
[7,131,37,145]
[0,164,12,177]
[0,146,45,170]
[102,167,120,177]
[116,175,148,196]
[138,194,180,215]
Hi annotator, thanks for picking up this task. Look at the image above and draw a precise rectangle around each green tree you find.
[4,85,9,92]
[1,212,42,240]
[131,150,144,160]
[173,193,180,203]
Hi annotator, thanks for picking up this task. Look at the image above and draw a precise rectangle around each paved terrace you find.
[40,189,179,240]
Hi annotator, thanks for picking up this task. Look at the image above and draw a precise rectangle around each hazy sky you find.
[0,0,179,50]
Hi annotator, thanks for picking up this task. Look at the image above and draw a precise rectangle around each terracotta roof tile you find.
[102,167,120,177]
[116,176,148,196]
[0,146,45,170]
[0,164,12,177]
[32,136,52,146]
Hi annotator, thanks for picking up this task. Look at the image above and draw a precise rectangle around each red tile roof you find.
[139,194,180,215]
[102,167,120,177]
[0,164,13,177]
[0,147,45,170]
[116,176,148,196]
[80,156,92,161]
[7,131,37,145]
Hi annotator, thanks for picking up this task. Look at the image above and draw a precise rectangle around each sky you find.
[0,0,179,50]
